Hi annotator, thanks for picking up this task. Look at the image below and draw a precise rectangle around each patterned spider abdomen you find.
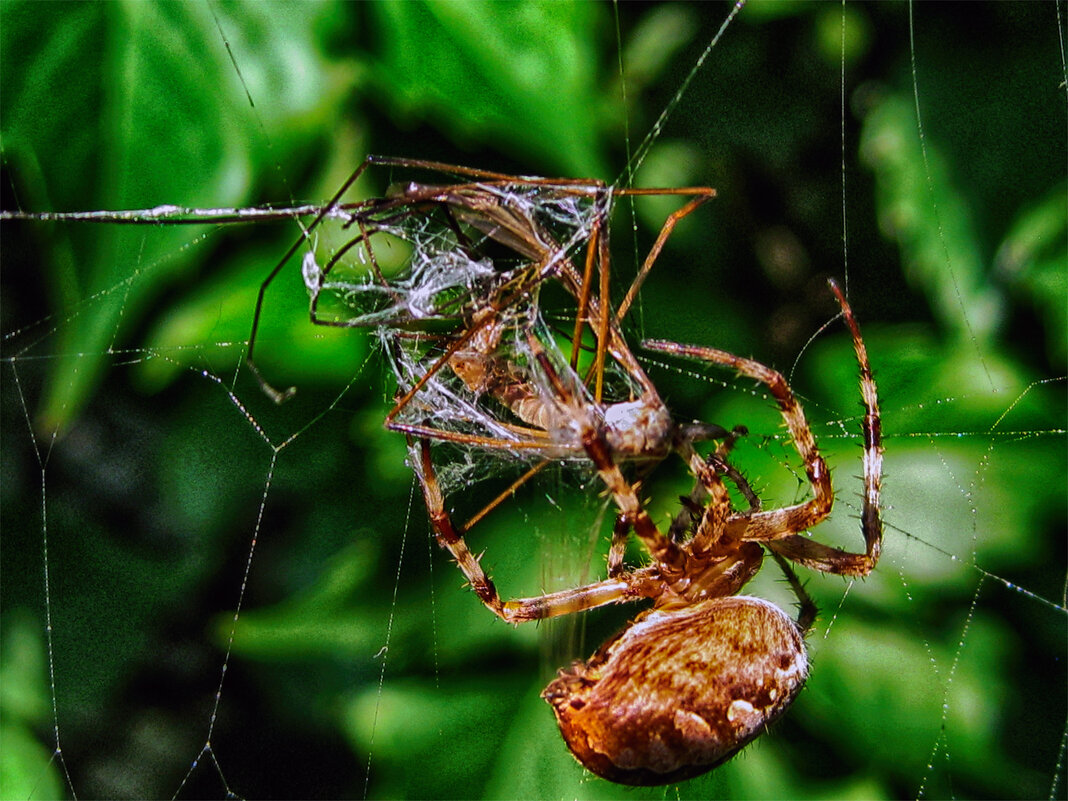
[542,595,807,786]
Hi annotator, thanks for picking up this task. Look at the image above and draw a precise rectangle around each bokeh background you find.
[2,2,1065,799]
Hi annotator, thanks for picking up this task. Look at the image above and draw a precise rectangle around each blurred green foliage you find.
[1,2,1064,799]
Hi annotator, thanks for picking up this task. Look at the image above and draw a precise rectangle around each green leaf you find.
[860,93,1004,345]
[367,1,609,177]
[1,0,335,431]
[0,616,65,800]
[995,183,1068,366]
[342,675,531,799]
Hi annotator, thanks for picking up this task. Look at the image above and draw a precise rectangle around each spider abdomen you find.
[542,595,807,786]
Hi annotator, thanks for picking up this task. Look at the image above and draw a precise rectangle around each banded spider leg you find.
[642,279,882,575]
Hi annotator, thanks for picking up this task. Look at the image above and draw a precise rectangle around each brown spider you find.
[235,159,881,784]
[221,158,881,783]
[408,279,882,785]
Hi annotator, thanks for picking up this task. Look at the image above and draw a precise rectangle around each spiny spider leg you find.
[668,425,754,546]
[639,335,834,545]
[765,279,882,574]
[669,445,818,628]
[768,551,819,633]
[407,437,660,624]
[642,278,883,576]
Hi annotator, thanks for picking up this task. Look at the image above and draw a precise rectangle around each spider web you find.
[1,2,1065,800]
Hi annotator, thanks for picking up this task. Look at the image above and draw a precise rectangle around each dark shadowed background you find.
[2,2,1065,799]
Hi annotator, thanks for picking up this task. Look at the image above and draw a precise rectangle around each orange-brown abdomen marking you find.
[543,596,807,786]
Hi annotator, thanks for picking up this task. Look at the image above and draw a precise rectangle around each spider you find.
[408,278,882,785]
[216,159,880,783]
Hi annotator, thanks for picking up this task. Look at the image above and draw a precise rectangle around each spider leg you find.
[605,514,631,578]
[765,280,883,575]
[407,437,658,623]
[681,450,733,558]
[642,279,883,577]
[768,551,818,633]
[831,278,883,565]
[501,567,661,623]
[684,432,763,553]
[649,450,766,605]
[645,337,834,543]
[714,454,761,515]
[408,437,501,616]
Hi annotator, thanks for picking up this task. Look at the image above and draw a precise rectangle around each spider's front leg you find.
[407,437,659,624]
[643,337,835,543]
[767,280,882,575]
[642,278,883,577]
